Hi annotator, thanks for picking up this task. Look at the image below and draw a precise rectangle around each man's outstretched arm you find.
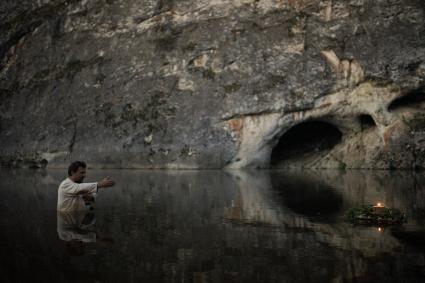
[62,177,115,196]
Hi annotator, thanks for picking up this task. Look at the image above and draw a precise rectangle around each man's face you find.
[72,167,86,183]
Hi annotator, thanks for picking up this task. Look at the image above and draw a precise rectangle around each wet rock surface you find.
[0,0,424,168]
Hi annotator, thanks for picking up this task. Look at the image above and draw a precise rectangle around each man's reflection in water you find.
[57,211,113,256]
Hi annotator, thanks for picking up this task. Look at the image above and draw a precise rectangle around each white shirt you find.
[57,178,97,211]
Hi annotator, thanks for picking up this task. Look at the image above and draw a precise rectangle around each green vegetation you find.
[409,112,425,130]
[32,56,105,82]
[202,69,215,80]
[153,23,182,51]
[346,205,406,225]
[269,74,286,86]
[182,42,197,52]
[95,90,175,139]
[338,161,347,170]
[223,83,241,93]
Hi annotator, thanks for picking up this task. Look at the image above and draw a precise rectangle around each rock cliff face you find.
[0,0,424,169]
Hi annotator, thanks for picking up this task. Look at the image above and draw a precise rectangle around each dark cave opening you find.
[359,114,376,130]
[270,120,343,167]
[388,88,425,111]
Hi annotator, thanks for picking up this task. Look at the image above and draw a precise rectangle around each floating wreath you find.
[346,204,406,224]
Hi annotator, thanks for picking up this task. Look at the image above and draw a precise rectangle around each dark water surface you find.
[1,169,425,282]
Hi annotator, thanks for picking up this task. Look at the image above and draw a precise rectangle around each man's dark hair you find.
[68,161,87,176]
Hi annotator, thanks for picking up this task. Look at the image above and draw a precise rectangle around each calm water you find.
[1,169,425,282]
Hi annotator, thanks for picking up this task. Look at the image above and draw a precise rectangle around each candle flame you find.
[378,227,382,232]
[376,202,383,207]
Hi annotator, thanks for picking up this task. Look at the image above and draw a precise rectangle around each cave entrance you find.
[270,120,342,168]
[388,88,425,111]
[359,114,376,130]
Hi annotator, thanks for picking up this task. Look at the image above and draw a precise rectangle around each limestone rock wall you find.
[0,0,424,169]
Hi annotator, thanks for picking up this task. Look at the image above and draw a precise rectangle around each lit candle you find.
[373,202,386,214]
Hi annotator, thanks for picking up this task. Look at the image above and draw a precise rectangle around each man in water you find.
[57,161,115,212]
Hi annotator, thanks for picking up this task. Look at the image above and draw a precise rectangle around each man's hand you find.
[97,176,115,188]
